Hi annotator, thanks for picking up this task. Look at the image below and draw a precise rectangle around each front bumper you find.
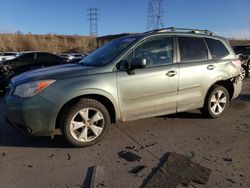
[4,94,57,136]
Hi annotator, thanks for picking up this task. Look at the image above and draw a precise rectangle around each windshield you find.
[79,36,138,66]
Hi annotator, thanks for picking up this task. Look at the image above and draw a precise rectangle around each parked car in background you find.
[5,28,242,147]
[69,53,85,58]
[58,53,74,61]
[233,45,250,79]
[69,57,85,64]
[58,53,85,62]
[0,51,67,92]
[0,52,20,61]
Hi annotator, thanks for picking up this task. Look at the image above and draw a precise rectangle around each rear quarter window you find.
[205,38,229,59]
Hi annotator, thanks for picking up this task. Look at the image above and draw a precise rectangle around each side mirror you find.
[131,58,147,69]
[126,58,147,75]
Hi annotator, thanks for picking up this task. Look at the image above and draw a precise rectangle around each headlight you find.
[14,80,55,98]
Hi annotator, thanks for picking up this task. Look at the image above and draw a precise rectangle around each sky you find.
[0,0,250,38]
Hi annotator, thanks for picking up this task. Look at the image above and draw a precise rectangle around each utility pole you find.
[87,7,99,36]
[146,0,165,31]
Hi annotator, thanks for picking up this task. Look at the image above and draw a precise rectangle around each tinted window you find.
[244,46,250,55]
[37,53,51,59]
[37,53,63,65]
[134,37,173,66]
[19,53,35,60]
[74,55,82,57]
[3,53,17,56]
[59,54,69,58]
[205,38,229,59]
[178,37,208,62]
[234,46,250,55]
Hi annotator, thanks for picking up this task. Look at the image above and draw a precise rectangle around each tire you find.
[61,98,110,147]
[240,66,247,80]
[201,86,229,118]
[244,65,249,78]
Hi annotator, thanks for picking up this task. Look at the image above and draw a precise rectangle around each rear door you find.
[117,36,179,121]
[177,36,217,112]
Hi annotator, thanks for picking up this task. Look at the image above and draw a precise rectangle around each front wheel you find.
[201,86,229,118]
[61,98,110,147]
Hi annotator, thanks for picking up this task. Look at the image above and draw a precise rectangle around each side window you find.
[205,38,229,59]
[233,46,243,55]
[19,53,35,61]
[244,46,250,55]
[39,53,59,66]
[178,37,208,62]
[37,53,49,59]
[134,37,173,66]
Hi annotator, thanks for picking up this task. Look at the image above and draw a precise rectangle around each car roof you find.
[128,27,227,41]
[1,52,19,54]
[21,51,47,53]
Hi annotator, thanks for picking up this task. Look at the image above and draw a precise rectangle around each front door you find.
[117,36,179,121]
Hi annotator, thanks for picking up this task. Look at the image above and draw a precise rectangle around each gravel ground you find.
[0,78,250,188]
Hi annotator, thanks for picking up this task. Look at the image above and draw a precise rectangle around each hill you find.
[0,34,97,53]
[0,33,249,53]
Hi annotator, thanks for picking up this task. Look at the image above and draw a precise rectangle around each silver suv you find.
[5,28,242,147]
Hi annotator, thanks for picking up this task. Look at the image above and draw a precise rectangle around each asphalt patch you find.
[222,158,233,162]
[237,94,250,102]
[230,101,248,110]
[141,152,211,188]
[118,150,142,162]
[226,178,236,184]
[67,153,71,160]
[49,154,54,158]
[125,146,137,150]
[129,165,146,174]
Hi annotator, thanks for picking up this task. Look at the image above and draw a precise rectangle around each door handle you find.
[207,64,215,70]
[166,70,177,77]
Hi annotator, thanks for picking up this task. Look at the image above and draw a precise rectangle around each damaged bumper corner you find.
[232,76,242,100]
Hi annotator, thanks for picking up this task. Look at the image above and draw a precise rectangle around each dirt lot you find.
[0,79,250,188]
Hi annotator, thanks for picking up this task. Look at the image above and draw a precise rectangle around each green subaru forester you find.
[5,28,242,147]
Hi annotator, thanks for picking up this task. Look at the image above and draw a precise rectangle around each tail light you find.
[232,59,241,68]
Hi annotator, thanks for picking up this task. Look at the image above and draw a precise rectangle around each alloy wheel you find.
[209,90,227,115]
[70,108,105,142]
[240,67,246,80]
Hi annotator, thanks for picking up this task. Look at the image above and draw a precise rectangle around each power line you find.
[87,7,99,36]
[146,0,165,31]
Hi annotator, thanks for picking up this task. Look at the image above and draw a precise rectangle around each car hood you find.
[11,63,105,86]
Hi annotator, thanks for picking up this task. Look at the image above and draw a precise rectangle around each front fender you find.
[55,88,121,120]
[38,74,121,130]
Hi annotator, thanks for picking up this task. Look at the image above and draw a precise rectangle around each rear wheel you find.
[240,66,247,80]
[201,86,229,118]
[61,98,110,147]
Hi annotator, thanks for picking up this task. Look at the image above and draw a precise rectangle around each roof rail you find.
[144,27,216,36]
